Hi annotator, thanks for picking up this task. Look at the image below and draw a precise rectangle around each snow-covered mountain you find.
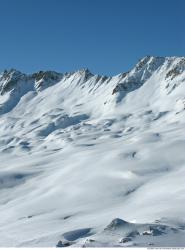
[0,56,185,247]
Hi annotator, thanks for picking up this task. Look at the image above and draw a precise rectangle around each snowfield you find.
[0,56,185,247]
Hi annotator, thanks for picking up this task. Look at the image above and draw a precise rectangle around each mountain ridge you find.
[1,55,184,80]
[0,56,184,114]
[1,56,184,95]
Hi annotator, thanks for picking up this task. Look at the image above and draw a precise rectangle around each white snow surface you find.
[0,56,185,247]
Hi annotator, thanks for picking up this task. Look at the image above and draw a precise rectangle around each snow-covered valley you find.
[0,56,185,247]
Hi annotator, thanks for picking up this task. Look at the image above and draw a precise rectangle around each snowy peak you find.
[112,56,166,95]
[134,56,165,81]
[75,68,93,76]
[112,56,185,104]
[32,70,63,91]
[0,69,26,95]
[135,56,165,71]
[69,68,95,84]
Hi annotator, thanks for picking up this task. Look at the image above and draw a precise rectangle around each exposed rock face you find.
[33,71,63,91]
[165,58,185,80]
[0,69,26,95]
[112,56,166,96]
[112,81,141,95]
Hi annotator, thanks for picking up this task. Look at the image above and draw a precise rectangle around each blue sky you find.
[0,0,184,76]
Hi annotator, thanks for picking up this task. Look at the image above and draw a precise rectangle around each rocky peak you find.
[0,68,24,81]
[31,70,62,82]
[32,70,63,91]
[75,68,94,80]
[0,69,26,95]
[135,55,152,71]
[112,56,166,96]
[135,56,165,71]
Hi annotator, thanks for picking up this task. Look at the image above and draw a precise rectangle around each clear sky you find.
[0,0,184,76]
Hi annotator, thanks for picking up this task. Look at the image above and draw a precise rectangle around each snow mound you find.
[71,218,185,247]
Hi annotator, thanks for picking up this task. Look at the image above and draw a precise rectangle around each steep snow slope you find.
[0,56,185,247]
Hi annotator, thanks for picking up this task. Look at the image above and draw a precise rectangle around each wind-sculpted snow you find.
[0,56,185,247]
[72,218,185,247]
